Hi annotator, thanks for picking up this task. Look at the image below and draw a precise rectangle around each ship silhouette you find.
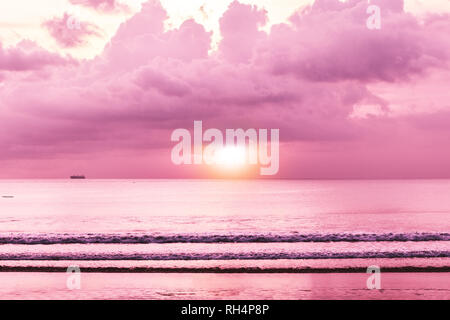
[70,175,86,179]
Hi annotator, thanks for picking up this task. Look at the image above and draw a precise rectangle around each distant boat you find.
[70,175,86,179]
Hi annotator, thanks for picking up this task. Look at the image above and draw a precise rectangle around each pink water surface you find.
[0,179,449,299]
[0,272,448,300]
[1,179,449,234]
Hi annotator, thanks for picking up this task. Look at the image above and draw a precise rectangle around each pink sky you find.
[0,0,450,179]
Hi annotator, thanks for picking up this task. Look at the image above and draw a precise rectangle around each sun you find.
[214,146,246,167]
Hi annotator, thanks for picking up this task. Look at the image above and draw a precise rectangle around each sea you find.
[0,179,449,299]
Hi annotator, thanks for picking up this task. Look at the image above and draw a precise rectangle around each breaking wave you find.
[0,232,449,244]
[0,250,448,260]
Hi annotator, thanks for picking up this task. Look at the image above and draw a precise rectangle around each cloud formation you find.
[43,13,102,48]
[69,0,129,12]
[0,0,450,178]
[0,40,70,71]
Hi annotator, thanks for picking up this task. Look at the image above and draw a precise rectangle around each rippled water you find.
[0,273,448,300]
[0,179,449,298]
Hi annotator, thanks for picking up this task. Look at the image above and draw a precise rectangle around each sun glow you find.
[214,146,247,167]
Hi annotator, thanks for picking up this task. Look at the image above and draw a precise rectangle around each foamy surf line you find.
[1,266,449,273]
[1,232,449,244]
[0,251,449,260]
[1,257,450,273]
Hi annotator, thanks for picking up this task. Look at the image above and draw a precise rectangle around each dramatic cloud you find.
[0,0,450,178]
[43,13,102,48]
[219,1,268,63]
[69,0,129,12]
[263,0,449,82]
[0,41,70,71]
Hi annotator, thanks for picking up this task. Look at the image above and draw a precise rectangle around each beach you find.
[0,272,448,300]
[0,179,449,299]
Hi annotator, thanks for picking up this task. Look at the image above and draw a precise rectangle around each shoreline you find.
[0,272,448,299]
[1,266,449,273]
